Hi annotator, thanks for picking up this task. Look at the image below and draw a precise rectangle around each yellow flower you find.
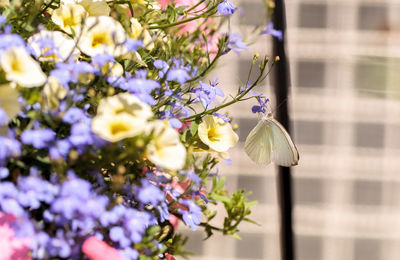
[28,30,80,62]
[78,0,111,16]
[198,115,238,152]
[0,46,47,88]
[96,92,153,119]
[130,18,154,51]
[42,76,68,110]
[91,93,153,142]
[0,83,20,122]
[51,3,88,35]
[78,16,128,57]
[92,113,146,143]
[145,120,186,170]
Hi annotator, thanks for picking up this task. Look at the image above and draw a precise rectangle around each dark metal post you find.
[272,1,295,260]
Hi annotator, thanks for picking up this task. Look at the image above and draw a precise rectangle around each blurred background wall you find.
[181,0,400,259]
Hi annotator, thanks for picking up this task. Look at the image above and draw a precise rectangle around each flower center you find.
[91,33,110,48]
[110,122,130,135]
[207,127,220,142]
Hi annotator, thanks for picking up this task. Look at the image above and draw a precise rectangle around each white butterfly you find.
[244,113,299,167]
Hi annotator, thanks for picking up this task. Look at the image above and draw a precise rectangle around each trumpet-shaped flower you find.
[78,16,128,57]
[198,115,238,152]
[0,46,47,87]
[130,18,154,51]
[92,93,152,142]
[0,83,20,123]
[96,92,153,119]
[51,3,88,35]
[42,76,68,110]
[78,0,111,16]
[145,120,186,170]
[28,30,80,62]
[92,113,147,143]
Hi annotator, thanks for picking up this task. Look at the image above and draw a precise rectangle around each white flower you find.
[0,83,20,122]
[96,92,153,119]
[198,115,238,152]
[0,46,47,88]
[42,76,68,109]
[51,3,88,35]
[92,113,146,143]
[130,18,154,51]
[78,0,111,16]
[145,120,186,170]
[92,93,153,142]
[78,16,128,57]
[28,30,80,62]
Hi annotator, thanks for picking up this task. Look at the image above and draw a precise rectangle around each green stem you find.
[36,0,56,18]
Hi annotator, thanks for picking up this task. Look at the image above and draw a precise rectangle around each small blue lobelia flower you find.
[262,22,283,41]
[227,33,248,55]
[110,226,131,247]
[137,180,165,207]
[166,67,191,85]
[217,0,237,16]
[0,108,8,125]
[194,78,224,107]
[125,38,143,52]
[178,199,202,231]
[0,167,9,179]
[251,96,269,114]
[153,59,169,78]
[21,127,56,149]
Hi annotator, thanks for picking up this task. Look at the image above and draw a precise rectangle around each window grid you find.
[185,0,400,260]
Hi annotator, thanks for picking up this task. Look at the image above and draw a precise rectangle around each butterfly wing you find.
[267,117,299,167]
[244,119,273,165]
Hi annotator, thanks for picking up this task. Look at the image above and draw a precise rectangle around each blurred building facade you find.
[182,0,400,260]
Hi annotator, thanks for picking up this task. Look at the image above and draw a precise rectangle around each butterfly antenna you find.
[271,97,288,115]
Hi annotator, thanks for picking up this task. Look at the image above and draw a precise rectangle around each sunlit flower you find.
[0,83,20,123]
[145,120,186,170]
[42,76,68,110]
[78,16,128,57]
[0,46,47,87]
[96,92,153,119]
[130,18,154,50]
[92,93,152,142]
[51,3,88,35]
[28,30,80,62]
[92,113,146,143]
[198,115,238,152]
[78,0,111,16]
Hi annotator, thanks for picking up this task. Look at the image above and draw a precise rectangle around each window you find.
[296,60,325,88]
[354,239,381,260]
[296,235,323,260]
[298,3,327,28]
[354,61,387,98]
[353,180,382,206]
[238,118,259,142]
[294,120,324,145]
[235,233,265,259]
[354,123,384,148]
[238,175,270,204]
[240,2,265,26]
[294,178,324,205]
[358,5,388,31]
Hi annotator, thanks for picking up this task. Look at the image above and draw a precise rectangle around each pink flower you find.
[165,253,176,260]
[82,236,126,260]
[0,212,31,260]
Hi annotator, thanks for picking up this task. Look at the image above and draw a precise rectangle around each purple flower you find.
[137,180,165,207]
[0,108,8,125]
[110,226,131,247]
[21,128,55,149]
[167,68,190,84]
[0,167,9,179]
[153,59,169,78]
[49,139,71,160]
[251,96,269,114]
[262,22,283,41]
[0,135,21,164]
[178,199,202,230]
[217,0,237,16]
[193,78,224,107]
[227,33,248,54]
[125,38,143,52]
[62,107,87,124]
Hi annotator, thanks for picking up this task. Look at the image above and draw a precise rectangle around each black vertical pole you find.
[272,1,295,260]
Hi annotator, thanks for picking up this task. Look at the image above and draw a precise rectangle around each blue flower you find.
[262,22,283,41]
[251,96,269,114]
[137,180,165,207]
[110,226,131,247]
[178,199,202,230]
[153,59,169,78]
[0,135,21,164]
[227,33,248,54]
[217,0,237,16]
[62,107,88,124]
[0,108,8,126]
[125,38,143,52]
[21,128,55,149]
[167,68,190,84]
[193,78,224,107]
